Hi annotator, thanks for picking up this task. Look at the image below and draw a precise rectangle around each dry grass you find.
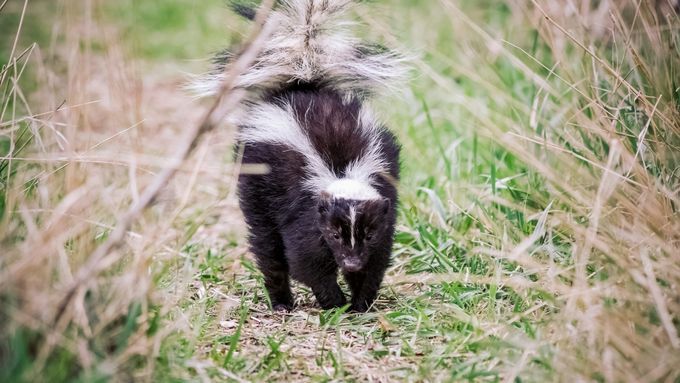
[1,0,679,382]
[393,1,680,380]
[1,0,245,380]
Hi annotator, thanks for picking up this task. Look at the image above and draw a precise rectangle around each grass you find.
[1,0,679,382]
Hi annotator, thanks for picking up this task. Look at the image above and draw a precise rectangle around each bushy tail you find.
[190,0,408,98]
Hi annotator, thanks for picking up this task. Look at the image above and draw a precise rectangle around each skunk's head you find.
[317,191,391,273]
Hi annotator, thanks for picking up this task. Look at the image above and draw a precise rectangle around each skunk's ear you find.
[380,197,391,215]
[363,197,390,218]
[318,191,332,215]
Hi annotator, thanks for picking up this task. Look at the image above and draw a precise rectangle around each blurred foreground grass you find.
[1,0,679,382]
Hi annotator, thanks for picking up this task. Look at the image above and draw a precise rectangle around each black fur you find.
[237,88,400,312]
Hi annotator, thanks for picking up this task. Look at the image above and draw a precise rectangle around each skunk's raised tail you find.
[190,0,407,98]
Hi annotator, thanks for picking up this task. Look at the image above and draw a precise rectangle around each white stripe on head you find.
[349,205,357,248]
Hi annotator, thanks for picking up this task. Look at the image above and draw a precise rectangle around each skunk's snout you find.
[342,257,362,272]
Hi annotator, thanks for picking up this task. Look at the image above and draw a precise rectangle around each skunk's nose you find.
[342,257,362,272]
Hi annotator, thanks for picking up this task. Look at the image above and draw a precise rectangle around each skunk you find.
[193,0,407,312]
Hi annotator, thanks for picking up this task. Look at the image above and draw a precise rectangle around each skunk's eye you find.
[365,233,373,240]
[332,233,341,240]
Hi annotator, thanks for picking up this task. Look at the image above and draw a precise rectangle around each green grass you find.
[1,0,679,382]
[103,0,245,68]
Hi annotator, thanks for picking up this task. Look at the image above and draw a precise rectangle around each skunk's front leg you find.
[308,273,346,309]
[283,224,346,310]
[290,261,345,309]
[344,260,388,312]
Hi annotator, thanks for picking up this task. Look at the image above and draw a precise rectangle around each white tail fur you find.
[189,0,408,98]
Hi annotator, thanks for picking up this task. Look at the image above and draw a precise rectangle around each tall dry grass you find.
[1,0,250,380]
[510,2,679,380]
[407,0,680,380]
[539,7,678,378]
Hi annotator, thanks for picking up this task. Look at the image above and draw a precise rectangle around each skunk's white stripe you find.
[324,178,381,200]
[347,143,384,173]
[359,107,378,133]
[238,102,385,200]
[238,103,337,190]
[349,205,357,248]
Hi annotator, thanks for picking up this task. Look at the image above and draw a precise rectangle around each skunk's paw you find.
[273,303,293,312]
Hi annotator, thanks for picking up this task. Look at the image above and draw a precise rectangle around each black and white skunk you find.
[194,0,407,312]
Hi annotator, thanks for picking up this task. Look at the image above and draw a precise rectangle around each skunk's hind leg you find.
[249,227,294,311]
